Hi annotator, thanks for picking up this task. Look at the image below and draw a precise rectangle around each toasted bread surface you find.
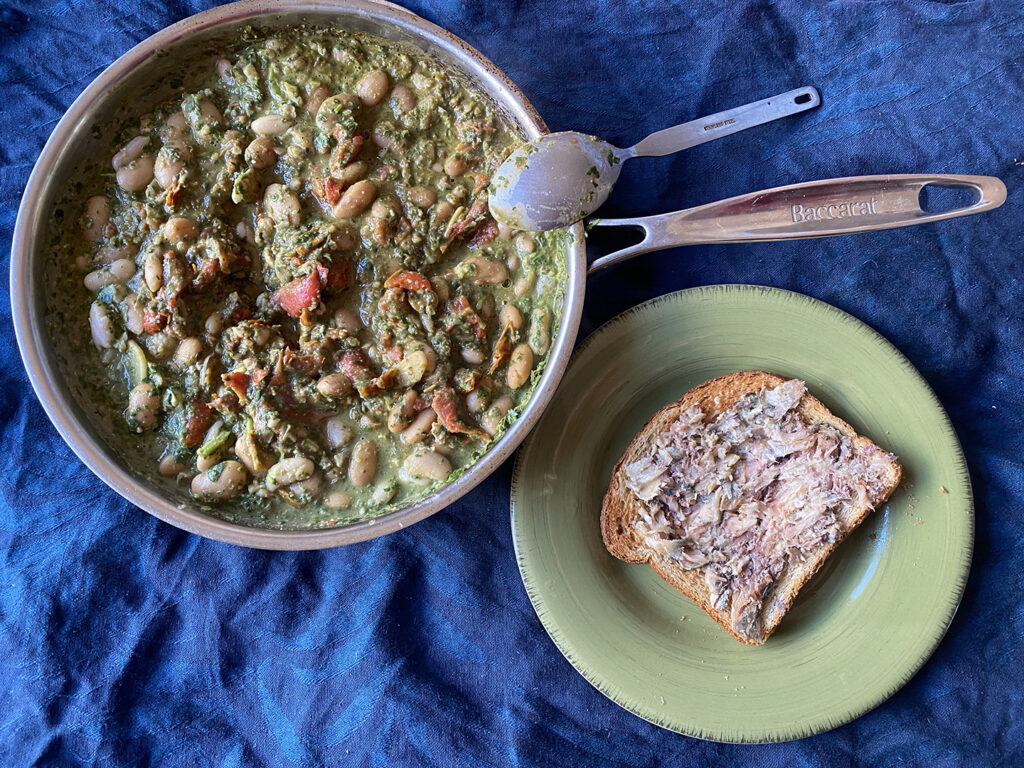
[600,370,902,645]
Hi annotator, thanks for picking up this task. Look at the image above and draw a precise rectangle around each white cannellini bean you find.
[263,183,301,227]
[83,195,110,241]
[199,99,222,124]
[191,461,248,500]
[357,70,390,106]
[506,344,534,390]
[267,457,314,488]
[316,92,360,131]
[153,147,184,189]
[513,270,536,298]
[111,258,137,281]
[444,154,468,177]
[166,111,187,135]
[144,251,162,293]
[289,473,322,498]
[251,114,291,135]
[163,217,197,243]
[370,198,399,220]
[159,454,185,477]
[116,155,155,192]
[128,382,161,429]
[390,84,417,114]
[169,135,193,161]
[234,433,267,477]
[83,269,110,293]
[403,341,436,374]
[332,180,377,219]
[325,489,352,509]
[123,293,144,335]
[89,302,114,349]
[387,390,418,433]
[173,337,202,369]
[458,254,507,285]
[325,417,354,449]
[83,259,136,292]
[434,200,455,222]
[306,84,331,116]
[515,233,536,254]
[369,482,396,507]
[336,161,368,185]
[96,241,137,265]
[529,306,553,357]
[401,408,436,445]
[245,136,276,170]
[197,452,221,472]
[460,346,485,366]
[402,451,451,482]
[498,304,523,331]
[482,395,514,436]
[348,439,378,487]
[112,135,149,170]
[316,373,351,397]
[371,128,397,153]
[205,311,223,335]
[465,388,489,414]
[405,186,437,209]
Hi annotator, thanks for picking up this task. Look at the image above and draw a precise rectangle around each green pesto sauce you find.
[45,26,568,530]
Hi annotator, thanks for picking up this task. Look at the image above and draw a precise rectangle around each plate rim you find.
[510,283,974,743]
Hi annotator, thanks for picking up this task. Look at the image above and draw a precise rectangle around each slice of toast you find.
[600,371,902,645]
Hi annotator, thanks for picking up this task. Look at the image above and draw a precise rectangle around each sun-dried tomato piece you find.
[384,270,433,292]
[271,271,321,318]
[182,400,212,448]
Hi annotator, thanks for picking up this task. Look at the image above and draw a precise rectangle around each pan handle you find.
[587,173,1006,275]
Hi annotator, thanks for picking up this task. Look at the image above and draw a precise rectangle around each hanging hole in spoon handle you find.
[586,174,1007,275]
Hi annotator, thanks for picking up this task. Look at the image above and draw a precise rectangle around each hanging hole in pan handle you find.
[794,91,814,105]
[918,182,981,214]
[913,175,1006,219]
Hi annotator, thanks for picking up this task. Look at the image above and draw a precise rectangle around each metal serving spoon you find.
[489,86,820,232]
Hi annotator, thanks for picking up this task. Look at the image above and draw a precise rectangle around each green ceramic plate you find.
[511,285,973,743]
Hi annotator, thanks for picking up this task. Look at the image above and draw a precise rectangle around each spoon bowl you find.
[489,132,621,232]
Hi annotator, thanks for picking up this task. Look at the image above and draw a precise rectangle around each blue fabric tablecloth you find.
[2,1,1023,765]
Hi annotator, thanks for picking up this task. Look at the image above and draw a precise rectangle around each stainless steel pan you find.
[10,0,586,549]
[9,0,1005,549]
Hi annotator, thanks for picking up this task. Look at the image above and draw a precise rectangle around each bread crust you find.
[600,371,902,645]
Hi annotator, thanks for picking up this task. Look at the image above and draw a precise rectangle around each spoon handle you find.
[621,86,821,160]
[587,174,1006,274]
